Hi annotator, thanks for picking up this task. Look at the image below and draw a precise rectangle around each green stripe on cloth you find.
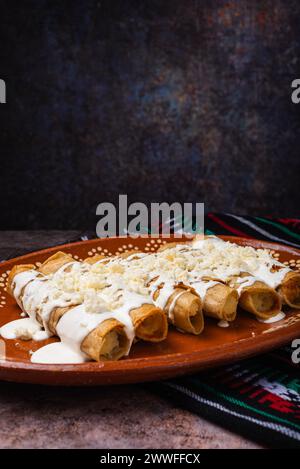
[255,217,300,241]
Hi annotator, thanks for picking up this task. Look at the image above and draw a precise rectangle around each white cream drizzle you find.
[31,342,85,364]
[21,277,78,333]
[149,275,176,311]
[258,311,286,324]
[167,290,186,322]
[0,318,49,341]
[12,270,39,307]
[234,276,259,294]
[217,320,230,328]
[191,280,219,298]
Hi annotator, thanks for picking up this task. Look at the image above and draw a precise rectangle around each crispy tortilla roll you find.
[8,264,43,312]
[81,318,130,361]
[8,252,74,300]
[8,252,77,328]
[7,264,36,297]
[238,281,281,319]
[164,288,204,334]
[278,271,300,309]
[36,252,79,327]
[130,304,168,342]
[38,251,74,275]
[203,284,239,322]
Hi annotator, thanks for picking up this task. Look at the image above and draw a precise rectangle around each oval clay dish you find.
[0,236,299,386]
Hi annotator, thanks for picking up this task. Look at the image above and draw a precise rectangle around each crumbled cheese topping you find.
[19,236,291,314]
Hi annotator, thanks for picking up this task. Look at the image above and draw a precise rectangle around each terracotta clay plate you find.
[0,236,299,386]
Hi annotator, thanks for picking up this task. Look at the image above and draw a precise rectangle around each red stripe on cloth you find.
[275,218,300,223]
[277,218,300,226]
[208,214,251,238]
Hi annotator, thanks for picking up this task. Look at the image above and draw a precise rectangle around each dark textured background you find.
[0,0,299,229]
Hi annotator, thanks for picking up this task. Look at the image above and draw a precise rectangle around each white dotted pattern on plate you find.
[0,269,11,306]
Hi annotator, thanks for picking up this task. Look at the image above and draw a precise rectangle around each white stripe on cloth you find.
[164,382,300,442]
[225,214,300,249]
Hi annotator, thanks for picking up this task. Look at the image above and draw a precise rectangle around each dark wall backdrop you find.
[0,0,299,229]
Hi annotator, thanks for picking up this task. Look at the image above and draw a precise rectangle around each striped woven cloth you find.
[150,214,300,449]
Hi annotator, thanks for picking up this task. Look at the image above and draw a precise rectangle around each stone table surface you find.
[0,231,261,449]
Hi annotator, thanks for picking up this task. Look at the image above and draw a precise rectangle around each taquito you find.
[8,252,79,326]
[81,318,130,361]
[7,264,37,297]
[130,303,168,341]
[152,284,203,334]
[201,283,239,322]
[278,271,300,309]
[38,251,75,275]
[7,249,74,299]
[230,274,281,320]
[37,252,80,327]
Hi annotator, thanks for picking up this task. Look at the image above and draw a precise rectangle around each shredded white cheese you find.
[41,236,291,313]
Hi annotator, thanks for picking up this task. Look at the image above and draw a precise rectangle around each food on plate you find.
[228,274,281,320]
[278,271,300,309]
[1,235,298,364]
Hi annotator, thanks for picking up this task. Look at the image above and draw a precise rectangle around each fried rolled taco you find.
[150,281,203,335]
[229,274,282,320]
[129,303,168,342]
[7,252,80,328]
[7,264,38,301]
[193,281,239,322]
[7,252,74,310]
[48,293,134,362]
[278,271,300,309]
[239,281,281,320]
[81,318,130,361]
[38,251,75,275]
[168,288,203,334]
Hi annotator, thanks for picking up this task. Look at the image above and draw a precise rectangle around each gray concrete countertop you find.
[0,231,260,449]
